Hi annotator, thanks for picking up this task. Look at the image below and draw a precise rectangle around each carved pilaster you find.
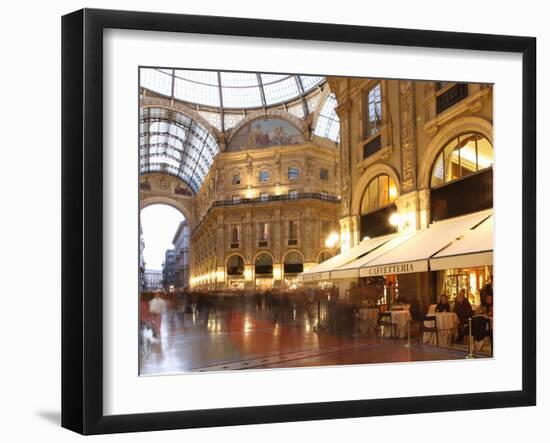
[417,189,431,229]
[395,191,418,232]
[272,209,281,260]
[399,80,417,193]
[337,99,351,217]
[338,216,353,252]
[244,212,253,262]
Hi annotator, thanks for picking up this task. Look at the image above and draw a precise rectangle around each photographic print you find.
[138,68,494,375]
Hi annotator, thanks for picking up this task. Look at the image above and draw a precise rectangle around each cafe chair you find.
[378,312,396,338]
[419,315,438,346]
[471,316,492,353]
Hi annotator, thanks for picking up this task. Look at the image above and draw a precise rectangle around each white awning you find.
[429,215,493,271]
[360,209,493,277]
[330,231,418,279]
[299,233,397,281]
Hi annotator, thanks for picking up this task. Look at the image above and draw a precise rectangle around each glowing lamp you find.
[389,213,401,227]
[324,232,340,248]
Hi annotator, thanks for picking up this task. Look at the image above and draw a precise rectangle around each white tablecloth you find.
[381,310,411,338]
[423,312,459,345]
[358,307,380,333]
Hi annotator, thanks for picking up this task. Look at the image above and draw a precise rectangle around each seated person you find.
[435,294,451,313]
[453,289,473,340]
[476,294,494,317]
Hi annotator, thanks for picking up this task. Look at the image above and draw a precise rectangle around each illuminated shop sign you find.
[362,260,427,276]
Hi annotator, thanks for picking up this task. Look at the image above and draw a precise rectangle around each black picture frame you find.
[61,8,537,435]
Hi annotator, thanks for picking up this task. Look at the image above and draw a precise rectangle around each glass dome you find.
[313,93,340,143]
[139,70,340,193]
[140,107,220,193]
[140,68,325,110]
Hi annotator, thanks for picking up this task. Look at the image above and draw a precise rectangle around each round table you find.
[381,310,411,339]
[358,307,379,334]
[423,312,459,345]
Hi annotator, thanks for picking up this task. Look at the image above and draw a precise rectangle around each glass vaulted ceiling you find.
[141,68,325,110]
[140,69,340,193]
[140,107,220,193]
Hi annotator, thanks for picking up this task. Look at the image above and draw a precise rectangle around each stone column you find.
[399,80,417,194]
[418,189,431,229]
[216,215,225,288]
[335,97,352,218]
[244,211,254,289]
[395,191,419,233]
[272,210,282,285]
[338,216,353,252]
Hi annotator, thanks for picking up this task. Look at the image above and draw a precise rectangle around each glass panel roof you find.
[140,68,324,110]
[139,70,340,192]
[313,94,340,142]
[140,107,220,193]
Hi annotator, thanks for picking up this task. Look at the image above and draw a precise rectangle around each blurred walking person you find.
[149,292,166,339]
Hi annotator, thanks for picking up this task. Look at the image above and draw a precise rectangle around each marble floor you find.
[139,294,486,375]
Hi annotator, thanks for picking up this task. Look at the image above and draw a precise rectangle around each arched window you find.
[255,253,273,275]
[360,174,398,214]
[284,252,304,274]
[430,133,493,188]
[259,170,270,183]
[227,255,244,276]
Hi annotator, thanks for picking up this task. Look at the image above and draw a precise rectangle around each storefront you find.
[435,266,492,307]
[299,209,494,314]
[430,214,493,307]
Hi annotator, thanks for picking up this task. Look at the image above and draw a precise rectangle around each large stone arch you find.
[140,195,194,228]
[253,250,275,263]
[225,253,247,275]
[351,162,401,216]
[418,116,493,190]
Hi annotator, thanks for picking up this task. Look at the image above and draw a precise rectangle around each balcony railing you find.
[436,83,468,114]
[192,192,341,237]
[363,134,382,160]
[211,192,340,208]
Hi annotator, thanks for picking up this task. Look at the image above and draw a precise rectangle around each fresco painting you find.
[228,117,304,150]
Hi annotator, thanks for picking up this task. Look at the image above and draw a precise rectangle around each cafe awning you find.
[429,215,493,271]
[299,233,398,281]
[359,209,493,277]
[330,231,418,279]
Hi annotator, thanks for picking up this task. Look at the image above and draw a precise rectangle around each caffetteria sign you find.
[360,260,428,277]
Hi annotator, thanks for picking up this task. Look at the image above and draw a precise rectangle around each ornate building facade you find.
[329,77,492,248]
[190,141,341,289]
[320,77,493,309]
[172,220,190,291]
[139,69,493,298]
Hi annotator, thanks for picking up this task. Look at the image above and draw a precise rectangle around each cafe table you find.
[423,311,459,345]
[358,307,380,334]
[381,309,411,339]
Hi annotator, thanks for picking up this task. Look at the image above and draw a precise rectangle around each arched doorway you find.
[226,255,245,290]
[254,253,274,289]
[283,251,304,287]
[140,204,189,293]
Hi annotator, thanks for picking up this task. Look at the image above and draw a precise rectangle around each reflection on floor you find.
[139,294,488,375]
